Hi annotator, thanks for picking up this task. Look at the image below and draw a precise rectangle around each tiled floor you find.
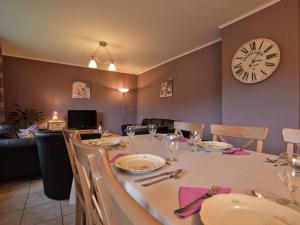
[0,178,75,225]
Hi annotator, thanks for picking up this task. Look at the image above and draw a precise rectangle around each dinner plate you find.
[198,141,233,151]
[200,193,300,225]
[114,154,166,173]
[88,139,122,147]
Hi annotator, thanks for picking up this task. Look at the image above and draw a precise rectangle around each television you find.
[68,110,97,130]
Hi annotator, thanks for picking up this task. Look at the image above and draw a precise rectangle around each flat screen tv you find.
[68,110,97,130]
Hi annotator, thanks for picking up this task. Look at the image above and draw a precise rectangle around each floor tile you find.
[60,200,75,216]
[26,191,54,208]
[0,194,27,215]
[0,180,30,200]
[29,179,44,195]
[0,210,23,225]
[21,202,61,225]
[35,216,63,225]
[62,213,75,225]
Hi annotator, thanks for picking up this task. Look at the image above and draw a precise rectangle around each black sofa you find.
[0,125,41,182]
[121,118,175,136]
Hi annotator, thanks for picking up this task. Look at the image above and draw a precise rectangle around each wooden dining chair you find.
[282,128,300,154]
[62,129,86,225]
[174,121,204,138]
[70,133,105,225]
[210,124,268,153]
[87,150,163,225]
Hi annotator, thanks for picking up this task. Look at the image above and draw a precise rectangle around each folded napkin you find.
[110,153,130,163]
[223,148,250,155]
[178,138,188,142]
[178,186,231,218]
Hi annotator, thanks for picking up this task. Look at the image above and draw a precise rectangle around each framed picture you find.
[160,79,173,97]
[72,81,90,99]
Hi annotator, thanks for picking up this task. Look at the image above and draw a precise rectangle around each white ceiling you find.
[0,0,278,75]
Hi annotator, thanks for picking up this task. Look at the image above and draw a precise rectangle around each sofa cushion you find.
[0,125,18,139]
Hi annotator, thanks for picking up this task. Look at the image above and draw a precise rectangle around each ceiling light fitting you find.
[88,41,117,72]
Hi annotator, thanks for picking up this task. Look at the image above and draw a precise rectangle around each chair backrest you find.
[174,121,204,138]
[88,151,163,225]
[210,124,268,153]
[282,128,300,154]
[70,134,104,225]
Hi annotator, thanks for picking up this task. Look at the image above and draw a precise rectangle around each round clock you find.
[231,38,280,84]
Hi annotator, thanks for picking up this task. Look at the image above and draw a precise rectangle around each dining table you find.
[83,134,300,225]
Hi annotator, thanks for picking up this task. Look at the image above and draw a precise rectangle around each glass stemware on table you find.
[165,135,179,162]
[276,152,300,205]
[190,130,202,152]
[126,125,135,144]
[148,124,157,140]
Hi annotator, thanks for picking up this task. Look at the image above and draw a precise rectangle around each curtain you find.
[0,45,4,123]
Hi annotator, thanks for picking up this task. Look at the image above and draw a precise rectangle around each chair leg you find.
[75,196,82,225]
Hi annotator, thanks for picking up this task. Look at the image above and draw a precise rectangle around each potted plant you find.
[8,103,45,129]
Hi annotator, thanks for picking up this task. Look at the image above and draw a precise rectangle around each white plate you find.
[88,139,122,147]
[200,193,300,225]
[114,154,166,173]
[198,141,233,151]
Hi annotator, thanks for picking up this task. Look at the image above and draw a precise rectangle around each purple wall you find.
[3,56,137,134]
[137,42,222,139]
[221,0,300,154]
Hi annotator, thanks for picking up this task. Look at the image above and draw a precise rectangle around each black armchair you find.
[35,131,73,200]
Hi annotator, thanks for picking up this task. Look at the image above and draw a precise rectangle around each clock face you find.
[231,38,280,84]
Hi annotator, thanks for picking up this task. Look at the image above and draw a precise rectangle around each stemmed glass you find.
[190,130,201,152]
[126,126,135,144]
[277,152,300,205]
[148,124,157,140]
[165,135,179,162]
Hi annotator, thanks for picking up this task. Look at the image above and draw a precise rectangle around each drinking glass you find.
[190,130,201,152]
[148,124,157,140]
[165,135,179,161]
[277,152,300,205]
[126,126,135,144]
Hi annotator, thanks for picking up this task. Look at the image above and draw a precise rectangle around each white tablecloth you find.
[107,135,299,225]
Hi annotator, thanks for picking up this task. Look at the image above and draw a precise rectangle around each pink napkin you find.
[178,138,188,142]
[223,148,250,155]
[110,153,130,163]
[178,186,231,218]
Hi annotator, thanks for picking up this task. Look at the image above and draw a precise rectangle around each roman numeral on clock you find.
[241,47,249,54]
[233,63,242,69]
[260,69,268,76]
[235,68,244,77]
[249,41,256,50]
[265,62,275,67]
[258,40,264,50]
[266,53,277,60]
[242,72,249,81]
[252,72,257,81]
[264,45,273,53]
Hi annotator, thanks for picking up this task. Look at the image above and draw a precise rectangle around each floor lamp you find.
[118,88,130,123]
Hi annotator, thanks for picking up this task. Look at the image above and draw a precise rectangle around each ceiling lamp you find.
[88,41,117,72]
[118,88,129,93]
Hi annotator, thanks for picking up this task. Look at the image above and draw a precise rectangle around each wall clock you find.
[231,38,280,84]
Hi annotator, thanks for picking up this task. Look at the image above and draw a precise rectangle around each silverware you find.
[174,185,220,216]
[265,157,278,163]
[141,169,183,187]
[134,170,174,183]
[250,190,263,198]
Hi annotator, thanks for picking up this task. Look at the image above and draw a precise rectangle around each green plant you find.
[8,103,44,129]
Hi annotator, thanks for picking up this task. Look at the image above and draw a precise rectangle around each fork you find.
[174,185,220,215]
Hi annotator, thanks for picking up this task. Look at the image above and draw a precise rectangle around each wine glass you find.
[165,135,179,162]
[277,152,300,205]
[148,124,157,140]
[190,130,201,152]
[126,126,135,144]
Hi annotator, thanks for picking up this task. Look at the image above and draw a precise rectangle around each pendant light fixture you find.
[88,41,117,72]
